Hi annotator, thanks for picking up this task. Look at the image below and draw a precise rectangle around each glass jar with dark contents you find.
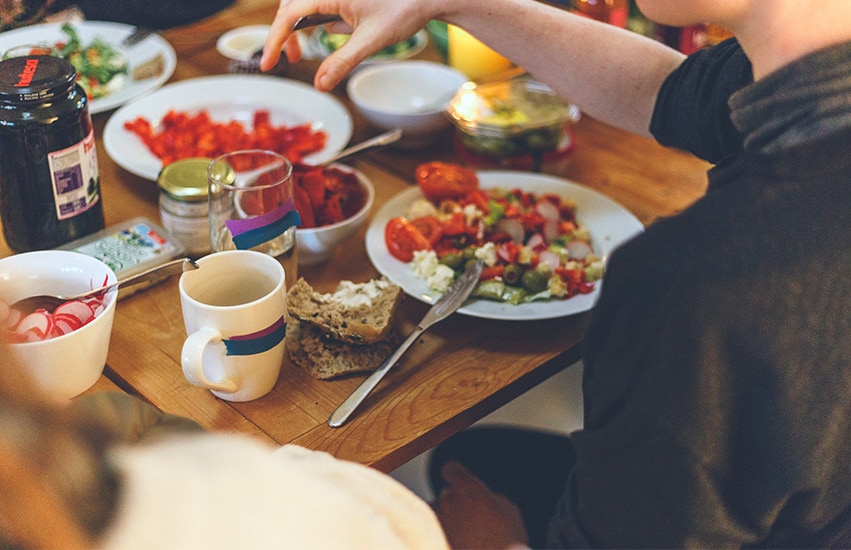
[0,54,104,252]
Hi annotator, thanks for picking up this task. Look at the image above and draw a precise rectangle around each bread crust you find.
[285,319,396,379]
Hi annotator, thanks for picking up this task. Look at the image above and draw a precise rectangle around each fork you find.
[327,260,484,427]
[228,49,288,75]
[228,14,342,75]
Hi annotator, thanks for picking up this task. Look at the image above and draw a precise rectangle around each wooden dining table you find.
[0,0,710,473]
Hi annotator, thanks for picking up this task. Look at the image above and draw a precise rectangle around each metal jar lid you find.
[0,55,77,103]
[157,157,212,201]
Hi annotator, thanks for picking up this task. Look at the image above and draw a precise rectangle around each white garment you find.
[98,434,448,549]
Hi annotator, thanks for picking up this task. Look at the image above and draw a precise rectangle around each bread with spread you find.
[285,277,403,379]
[286,277,402,344]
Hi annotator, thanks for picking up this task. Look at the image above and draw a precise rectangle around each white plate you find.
[365,171,644,320]
[102,75,353,180]
[216,25,270,61]
[0,21,176,114]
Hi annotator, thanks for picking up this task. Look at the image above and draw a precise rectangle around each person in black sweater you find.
[263,0,851,547]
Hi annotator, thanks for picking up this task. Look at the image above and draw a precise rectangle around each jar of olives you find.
[446,75,581,174]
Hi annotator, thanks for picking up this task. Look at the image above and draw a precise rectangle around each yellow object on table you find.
[447,25,513,81]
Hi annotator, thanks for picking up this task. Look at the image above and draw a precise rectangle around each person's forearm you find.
[442,0,685,137]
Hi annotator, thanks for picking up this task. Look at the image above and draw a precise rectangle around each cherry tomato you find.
[409,215,443,246]
[479,265,506,281]
[415,161,478,202]
[385,217,431,262]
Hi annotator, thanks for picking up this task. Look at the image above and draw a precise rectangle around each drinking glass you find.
[208,150,299,281]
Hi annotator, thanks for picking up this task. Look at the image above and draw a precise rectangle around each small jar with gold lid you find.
[157,157,212,256]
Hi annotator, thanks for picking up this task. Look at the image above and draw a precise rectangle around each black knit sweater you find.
[550,39,851,548]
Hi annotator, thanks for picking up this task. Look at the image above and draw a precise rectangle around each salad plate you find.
[365,171,644,320]
[0,21,176,114]
[102,75,353,180]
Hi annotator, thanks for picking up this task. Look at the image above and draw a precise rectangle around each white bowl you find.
[296,165,375,266]
[346,60,468,148]
[0,251,117,400]
[216,25,270,61]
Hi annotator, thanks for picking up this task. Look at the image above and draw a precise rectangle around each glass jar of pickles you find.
[446,75,581,173]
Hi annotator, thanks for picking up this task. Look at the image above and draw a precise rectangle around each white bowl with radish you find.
[0,250,117,400]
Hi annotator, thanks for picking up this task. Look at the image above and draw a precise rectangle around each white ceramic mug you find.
[179,250,286,402]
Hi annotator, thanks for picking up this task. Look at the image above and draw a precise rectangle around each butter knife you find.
[122,27,153,46]
[328,259,484,427]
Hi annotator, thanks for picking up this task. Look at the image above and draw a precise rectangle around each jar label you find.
[47,128,100,221]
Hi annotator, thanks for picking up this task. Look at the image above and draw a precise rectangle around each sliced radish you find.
[566,240,594,260]
[494,218,525,244]
[14,311,52,340]
[535,200,561,222]
[539,250,562,270]
[54,313,84,334]
[526,232,546,252]
[53,300,96,325]
[21,331,43,343]
[543,220,561,243]
[496,244,515,263]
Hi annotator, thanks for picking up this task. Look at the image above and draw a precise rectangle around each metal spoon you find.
[11,258,199,314]
[229,129,403,186]
[317,128,402,166]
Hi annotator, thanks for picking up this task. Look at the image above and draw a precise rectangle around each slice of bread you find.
[285,319,396,379]
[286,277,403,345]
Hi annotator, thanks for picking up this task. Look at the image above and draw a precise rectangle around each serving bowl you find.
[346,60,468,148]
[0,251,117,400]
[296,164,375,266]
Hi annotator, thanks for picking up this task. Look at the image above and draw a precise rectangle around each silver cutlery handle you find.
[76,258,197,301]
[328,326,424,427]
[320,128,402,166]
[293,14,343,31]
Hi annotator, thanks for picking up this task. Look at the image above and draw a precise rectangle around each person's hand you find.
[261,0,436,92]
[435,460,529,549]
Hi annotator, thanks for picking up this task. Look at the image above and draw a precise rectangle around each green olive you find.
[521,270,548,293]
[440,252,464,269]
[464,258,480,272]
[503,264,523,285]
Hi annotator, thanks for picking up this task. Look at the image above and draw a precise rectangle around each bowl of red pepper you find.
[293,162,375,266]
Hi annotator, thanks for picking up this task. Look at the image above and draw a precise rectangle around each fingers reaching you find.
[435,461,530,549]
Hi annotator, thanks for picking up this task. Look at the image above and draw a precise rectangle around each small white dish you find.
[347,60,467,148]
[216,25,271,61]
